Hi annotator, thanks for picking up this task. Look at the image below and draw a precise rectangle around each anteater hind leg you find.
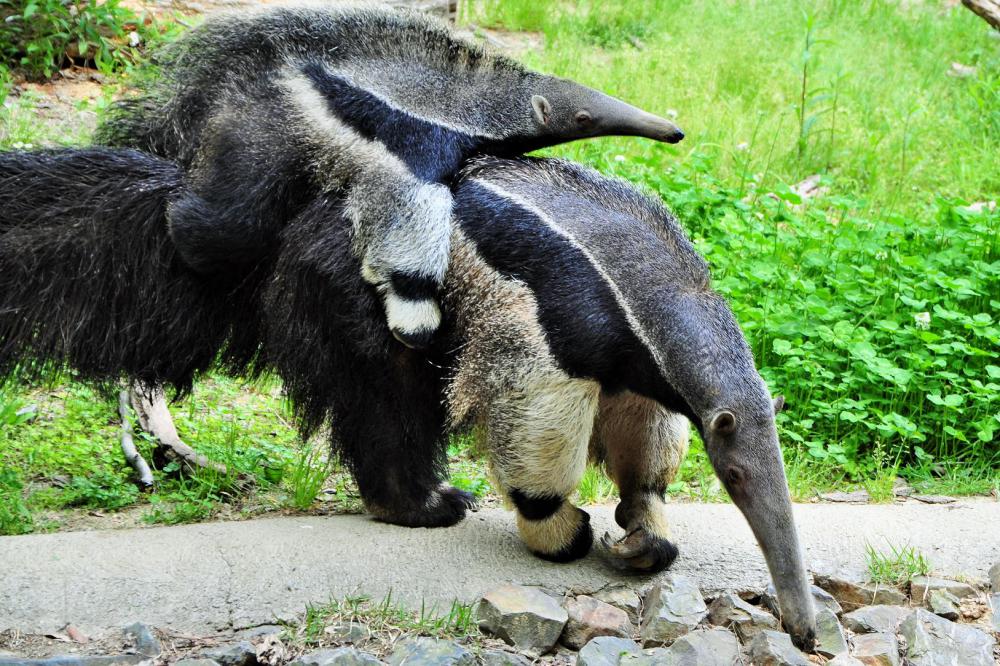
[487,376,601,562]
[591,391,689,573]
[336,353,474,529]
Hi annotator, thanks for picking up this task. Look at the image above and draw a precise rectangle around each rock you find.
[0,658,149,666]
[813,572,907,611]
[851,633,900,666]
[818,490,870,503]
[562,596,632,650]
[927,589,960,620]
[480,651,530,666]
[123,623,161,658]
[899,608,996,666]
[990,593,1000,633]
[910,576,977,602]
[989,561,1000,592]
[176,660,222,666]
[238,626,283,640]
[910,494,955,504]
[387,638,473,665]
[747,630,811,666]
[706,592,778,642]
[621,647,667,663]
[762,583,842,616]
[291,648,381,666]
[659,628,740,665]
[202,641,257,666]
[638,575,708,647]
[814,607,848,658]
[575,636,641,666]
[841,605,912,634]
[477,584,568,653]
[592,586,642,624]
[323,622,370,644]
[826,656,865,666]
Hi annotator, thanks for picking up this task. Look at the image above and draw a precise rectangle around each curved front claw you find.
[598,528,679,574]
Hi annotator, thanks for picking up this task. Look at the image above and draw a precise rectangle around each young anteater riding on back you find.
[96,5,684,349]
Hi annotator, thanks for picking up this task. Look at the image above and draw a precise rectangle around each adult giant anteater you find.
[0,150,816,650]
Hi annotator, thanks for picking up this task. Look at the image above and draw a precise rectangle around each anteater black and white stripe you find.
[96,4,683,349]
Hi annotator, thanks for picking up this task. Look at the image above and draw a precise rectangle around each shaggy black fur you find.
[260,194,463,526]
[0,149,262,393]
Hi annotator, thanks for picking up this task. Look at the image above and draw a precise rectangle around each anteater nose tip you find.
[667,129,685,143]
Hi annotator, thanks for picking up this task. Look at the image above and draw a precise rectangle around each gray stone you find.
[591,586,642,625]
[989,561,1000,592]
[814,607,848,658]
[175,661,221,666]
[927,589,960,620]
[747,630,811,666]
[575,636,640,666]
[562,595,632,650]
[813,572,907,611]
[201,641,257,666]
[911,494,955,504]
[618,648,670,666]
[910,576,977,602]
[123,623,161,658]
[237,625,283,640]
[819,490,870,503]
[841,605,913,634]
[638,575,708,647]
[658,628,740,665]
[826,656,865,666]
[480,651,530,666]
[990,593,1000,633]
[706,592,778,643]
[323,622,370,644]
[290,648,382,666]
[762,583,842,616]
[387,638,472,665]
[851,633,900,666]
[477,584,567,653]
[899,608,996,666]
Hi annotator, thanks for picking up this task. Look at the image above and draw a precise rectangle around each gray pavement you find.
[1,501,998,637]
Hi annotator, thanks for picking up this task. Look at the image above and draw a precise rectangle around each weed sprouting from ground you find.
[291,593,479,650]
[865,541,931,586]
[0,467,33,535]
[287,446,332,511]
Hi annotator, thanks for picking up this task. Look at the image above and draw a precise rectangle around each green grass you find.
[865,541,931,586]
[291,593,479,649]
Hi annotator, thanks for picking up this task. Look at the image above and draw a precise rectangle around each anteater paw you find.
[598,528,679,574]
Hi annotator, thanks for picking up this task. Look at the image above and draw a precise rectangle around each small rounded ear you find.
[772,395,786,414]
[531,94,551,125]
[709,410,737,436]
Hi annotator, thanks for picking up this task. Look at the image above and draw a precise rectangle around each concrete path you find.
[2,501,998,637]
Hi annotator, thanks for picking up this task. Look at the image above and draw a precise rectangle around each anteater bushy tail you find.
[0,148,260,392]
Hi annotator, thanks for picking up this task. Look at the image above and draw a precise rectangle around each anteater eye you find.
[575,111,593,125]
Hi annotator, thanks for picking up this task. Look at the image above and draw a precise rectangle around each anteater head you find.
[521,74,684,148]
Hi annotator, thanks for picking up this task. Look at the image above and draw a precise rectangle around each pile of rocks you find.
[472,566,999,666]
[2,563,997,665]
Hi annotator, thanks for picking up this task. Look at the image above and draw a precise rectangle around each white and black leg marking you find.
[487,375,601,563]
[591,391,689,573]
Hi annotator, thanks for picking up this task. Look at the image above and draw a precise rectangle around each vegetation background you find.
[0,0,997,536]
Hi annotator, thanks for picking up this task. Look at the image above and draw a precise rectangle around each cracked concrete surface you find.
[1,501,998,637]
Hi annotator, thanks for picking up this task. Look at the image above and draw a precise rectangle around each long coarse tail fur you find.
[0,148,262,392]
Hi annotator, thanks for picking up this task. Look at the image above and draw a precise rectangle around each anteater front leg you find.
[487,376,601,563]
[591,391,689,573]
